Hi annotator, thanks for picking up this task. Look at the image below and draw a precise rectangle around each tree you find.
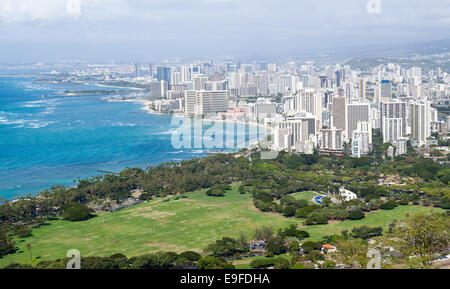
[295,205,319,218]
[250,258,276,269]
[61,202,95,222]
[13,225,32,238]
[254,192,274,203]
[0,231,16,258]
[335,239,369,269]
[288,241,300,253]
[266,237,287,255]
[348,210,365,220]
[179,251,202,261]
[320,260,337,269]
[380,200,397,210]
[306,250,325,262]
[197,256,234,269]
[351,226,383,240]
[382,213,449,268]
[253,225,274,241]
[204,237,249,257]
[26,243,33,265]
[301,241,321,254]
[238,185,246,194]
[278,224,309,240]
[282,206,297,217]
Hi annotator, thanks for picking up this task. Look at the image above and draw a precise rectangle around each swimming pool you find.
[313,196,323,204]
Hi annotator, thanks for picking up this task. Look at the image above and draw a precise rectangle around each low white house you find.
[338,188,358,202]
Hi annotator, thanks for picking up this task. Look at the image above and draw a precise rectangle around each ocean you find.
[0,74,262,200]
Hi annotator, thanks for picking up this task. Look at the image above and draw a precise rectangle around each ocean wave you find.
[25,121,57,129]
[0,115,56,129]
[0,116,26,125]
[111,122,136,127]
[37,107,56,116]
[22,99,62,108]
[152,129,178,135]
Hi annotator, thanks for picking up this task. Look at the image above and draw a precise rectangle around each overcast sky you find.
[0,0,449,62]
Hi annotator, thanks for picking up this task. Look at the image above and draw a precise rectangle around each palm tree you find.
[26,243,33,266]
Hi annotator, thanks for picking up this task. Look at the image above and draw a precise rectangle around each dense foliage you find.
[0,145,448,262]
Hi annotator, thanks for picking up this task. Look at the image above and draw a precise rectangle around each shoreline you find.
[1,92,268,201]
[138,101,272,149]
[95,83,146,91]
[139,100,274,131]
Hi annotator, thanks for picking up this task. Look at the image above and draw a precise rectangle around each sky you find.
[0,0,449,62]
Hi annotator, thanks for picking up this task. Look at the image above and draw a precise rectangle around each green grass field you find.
[0,186,443,267]
[291,191,319,203]
[301,205,443,240]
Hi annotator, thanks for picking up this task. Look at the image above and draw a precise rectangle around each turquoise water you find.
[0,75,260,200]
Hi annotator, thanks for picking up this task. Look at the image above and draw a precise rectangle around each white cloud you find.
[0,0,131,23]
[0,0,68,22]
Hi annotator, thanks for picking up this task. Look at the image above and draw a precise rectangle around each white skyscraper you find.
[184,90,229,116]
[410,100,431,146]
[382,118,403,143]
[352,130,370,158]
[321,128,344,151]
[274,116,316,151]
[381,101,408,137]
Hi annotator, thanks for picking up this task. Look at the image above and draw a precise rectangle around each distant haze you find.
[0,0,449,62]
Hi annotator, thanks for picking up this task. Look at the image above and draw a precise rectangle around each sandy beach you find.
[95,83,146,91]
[137,101,272,150]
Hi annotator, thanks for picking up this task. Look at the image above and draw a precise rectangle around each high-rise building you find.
[171,71,181,85]
[255,100,276,121]
[184,90,229,116]
[335,70,341,88]
[332,97,346,131]
[293,89,323,129]
[274,116,316,150]
[346,103,370,139]
[344,82,352,100]
[380,80,392,99]
[380,102,408,141]
[352,130,370,158]
[259,62,269,71]
[319,76,328,88]
[410,100,431,146]
[148,64,154,77]
[321,128,344,151]
[184,90,197,116]
[359,79,366,100]
[157,66,171,83]
[135,64,141,78]
[382,118,403,143]
[193,75,209,90]
[149,81,169,100]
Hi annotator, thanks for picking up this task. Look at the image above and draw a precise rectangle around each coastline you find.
[1,85,267,200]
[138,100,273,131]
[137,101,272,151]
[95,83,146,91]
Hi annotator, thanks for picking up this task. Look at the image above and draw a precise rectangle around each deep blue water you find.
[0,75,260,200]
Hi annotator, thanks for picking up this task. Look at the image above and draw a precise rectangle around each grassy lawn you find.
[0,185,297,267]
[291,191,319,203]
[0,185,443,267]
[302,205,444,241]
